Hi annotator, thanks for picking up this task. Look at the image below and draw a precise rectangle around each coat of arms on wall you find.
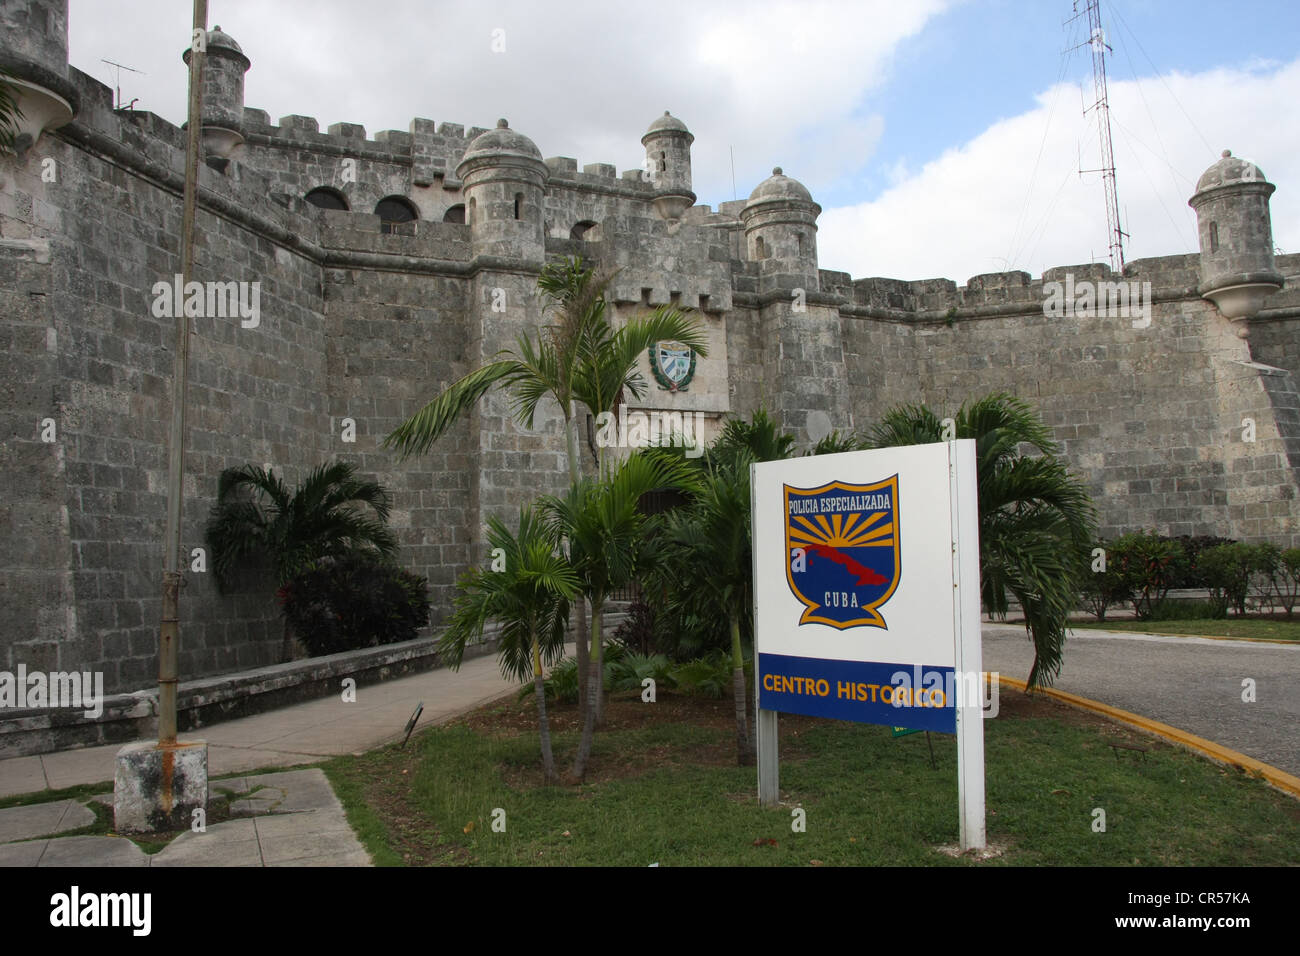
[650,341,696,392]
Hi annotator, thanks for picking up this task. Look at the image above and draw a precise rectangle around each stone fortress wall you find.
[2,0,1297,693]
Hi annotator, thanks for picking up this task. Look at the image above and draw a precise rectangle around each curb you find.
[997,675,1300,801]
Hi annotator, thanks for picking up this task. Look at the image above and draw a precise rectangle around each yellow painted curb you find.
[997,675,1300,800]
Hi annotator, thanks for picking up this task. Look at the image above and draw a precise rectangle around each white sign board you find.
[751,440,986,849]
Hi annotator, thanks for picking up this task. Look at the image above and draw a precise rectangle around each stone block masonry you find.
[1,4,1296,705]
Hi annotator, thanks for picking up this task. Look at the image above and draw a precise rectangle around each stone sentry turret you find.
[182,24,251,161]
[741,167,821,295]
[457,118,548,260]
[1188,148,1284,326]
[0,0,76,159]
[641,110,695,220]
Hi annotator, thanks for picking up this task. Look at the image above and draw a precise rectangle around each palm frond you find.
[383,360,524,460]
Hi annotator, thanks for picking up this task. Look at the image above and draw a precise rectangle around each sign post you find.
[751,440,985,850]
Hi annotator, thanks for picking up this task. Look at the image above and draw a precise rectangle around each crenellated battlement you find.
[822,255,1236,321]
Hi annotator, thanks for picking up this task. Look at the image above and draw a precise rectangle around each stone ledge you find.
[0,608,630,760]
[0,633,492,760]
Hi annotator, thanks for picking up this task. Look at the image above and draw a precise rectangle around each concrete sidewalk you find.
[0,768,370,867]
[0,649,524,799]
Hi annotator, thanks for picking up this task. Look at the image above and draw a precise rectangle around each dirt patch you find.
[996,685,1173,754]
[459,692,823,788]
[354,750,473,866]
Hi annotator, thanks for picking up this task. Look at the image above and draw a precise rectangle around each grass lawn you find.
[322,687,1300,866]
[1078,617,1300,641]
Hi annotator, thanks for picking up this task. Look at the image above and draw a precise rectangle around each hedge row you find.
[1079,531,1300,620]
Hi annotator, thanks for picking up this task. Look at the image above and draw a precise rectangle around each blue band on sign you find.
[758,653,957,733]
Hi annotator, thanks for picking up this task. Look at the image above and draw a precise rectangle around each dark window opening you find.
[698,294,711,311]
[375,196,418,234]
[570,220,598,240]
[659,151,667,175]
[444,204,466,224]
[1209,222,1219,253]
[305,187,348,211]
[514,192,524,220]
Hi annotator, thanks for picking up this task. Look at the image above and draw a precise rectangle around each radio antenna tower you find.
[1068,0,1127,272]
[101,58,146,110]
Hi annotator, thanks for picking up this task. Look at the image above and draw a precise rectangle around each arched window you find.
[305,187,348,210]
[375,196,418,234]
[513,192,524,220]
[797,233,805,256]
[570,220,598,240]
[660,151,667,174]
[755,236,768,260]
[468,197,476,225]
[1209,222,1219,254]
[444,204,466,224]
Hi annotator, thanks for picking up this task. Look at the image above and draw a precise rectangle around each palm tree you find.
[541,451,699,779]
[384,256,709,724]
[655,453,759,764]
[861,392,1097,687]
[640,408,798,765]
[437,507,579,782]
[204,462,399,659]
[709,407,796,470]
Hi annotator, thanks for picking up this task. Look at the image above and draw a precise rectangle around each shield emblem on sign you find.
[784,476,901,629]
[650,341,696,392]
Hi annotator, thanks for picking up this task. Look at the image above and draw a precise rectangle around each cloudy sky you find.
[68,0,1300,283]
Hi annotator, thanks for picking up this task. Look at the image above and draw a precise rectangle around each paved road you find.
[983,624,1300,777]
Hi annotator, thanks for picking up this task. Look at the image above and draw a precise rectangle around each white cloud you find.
[817,58,1300,283]
[68,0,949,205]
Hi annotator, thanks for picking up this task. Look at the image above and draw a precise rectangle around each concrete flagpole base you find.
[113,740,208,833]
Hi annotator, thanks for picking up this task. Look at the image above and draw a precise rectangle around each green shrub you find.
[611,601,656,656]
[1109,531,1187,620]
[668,655,731,699]
[1197,542,1271,616]
[1275,548,1300,618]
[1252,542,1282,613]
[1078,541,1132,620]
[518,656,581,705]
[278,554,430,656]
[667,651,753,699]
[1171,535,1237,588]
[606,651,676,694]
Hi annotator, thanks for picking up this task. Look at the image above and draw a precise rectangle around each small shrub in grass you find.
[518,656,581,705]
[606,651,675,694]
[668,656,729,699]
[669,651,752,699]
[278,554,430,656]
